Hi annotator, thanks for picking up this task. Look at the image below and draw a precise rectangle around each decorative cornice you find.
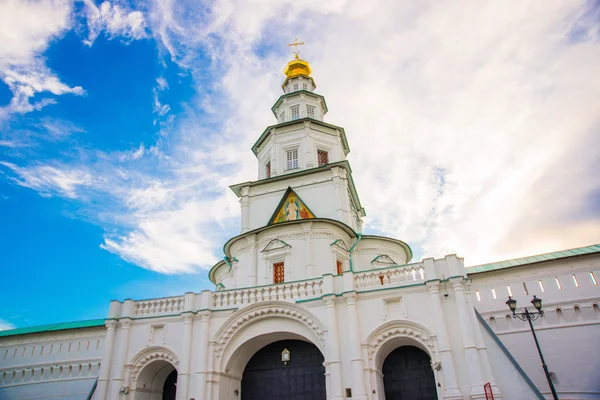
[365,320,436,359]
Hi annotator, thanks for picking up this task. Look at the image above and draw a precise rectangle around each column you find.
[426,281,462,399]
[248,235,258,286]
[240,187,250,233]
[195,312,211,399]
[332,168,344,221]
[110,318,132,396]
[343,292,367,400]
[95,320,117,400]
[465,281,501,397]
[450,277,485,399]
[177,312,194,400]
[303,224,314,278]
[324,295,344,399]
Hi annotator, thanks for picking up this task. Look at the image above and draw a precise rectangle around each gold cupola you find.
[283,54,312,78]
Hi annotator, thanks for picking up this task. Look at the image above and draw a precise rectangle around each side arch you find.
[128,345,180,384]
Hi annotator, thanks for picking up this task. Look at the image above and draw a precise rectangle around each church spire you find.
[282,38,315,92]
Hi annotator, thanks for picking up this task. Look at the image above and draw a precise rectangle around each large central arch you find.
[211,301,327,399]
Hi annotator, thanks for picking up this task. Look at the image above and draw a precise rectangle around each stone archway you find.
[211,301,327,400]
[382,345,437,400]
[129,347,179,400]
[365,320,440,400]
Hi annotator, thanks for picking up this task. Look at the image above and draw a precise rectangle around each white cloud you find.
[0,0,84,118]
[0,319,15,331]
[0,161,93,199]
[83,0,147,46]
[4,0,599,275]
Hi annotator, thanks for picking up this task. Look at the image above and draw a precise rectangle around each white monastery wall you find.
[0,327,105,400]
[469,254,600,399]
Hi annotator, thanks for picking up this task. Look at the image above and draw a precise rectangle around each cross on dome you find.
[288,38,305,59]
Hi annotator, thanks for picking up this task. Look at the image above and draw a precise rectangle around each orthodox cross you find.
[288,38,305,58]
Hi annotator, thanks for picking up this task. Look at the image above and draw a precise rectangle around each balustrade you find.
[354,263,425,290]
[212,279,323,309]
[133,296,185,316]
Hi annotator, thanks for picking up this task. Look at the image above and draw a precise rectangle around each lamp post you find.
[506,295,558,400]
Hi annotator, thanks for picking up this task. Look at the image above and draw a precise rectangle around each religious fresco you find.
[269,188,315,224]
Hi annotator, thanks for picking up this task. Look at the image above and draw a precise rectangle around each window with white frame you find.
[286,149,299,170]
[307,105,315,119]
[279,111,285,123]
[273,261,285,283]
[303,83,308,90]
[293,83,298,92]
[291,105,300,120]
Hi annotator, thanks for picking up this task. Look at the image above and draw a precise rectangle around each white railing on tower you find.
[133,296,185,316]
[354,263,426,291]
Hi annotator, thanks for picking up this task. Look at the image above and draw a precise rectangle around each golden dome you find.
[283,55,312,78]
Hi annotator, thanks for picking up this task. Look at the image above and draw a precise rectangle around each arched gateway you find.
[382,346,437,400]
[241,339,326,400]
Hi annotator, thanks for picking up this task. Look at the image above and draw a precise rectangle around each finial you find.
[288,38,305,59]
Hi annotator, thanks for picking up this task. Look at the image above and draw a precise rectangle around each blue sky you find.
[1,0,599,330]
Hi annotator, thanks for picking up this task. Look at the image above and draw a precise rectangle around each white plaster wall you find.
[0,327,105,400]
[470,254,600,399]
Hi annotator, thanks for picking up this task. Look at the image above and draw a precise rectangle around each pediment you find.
[268,187,315,225]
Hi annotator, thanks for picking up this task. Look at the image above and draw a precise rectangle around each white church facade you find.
[1,54,599,400]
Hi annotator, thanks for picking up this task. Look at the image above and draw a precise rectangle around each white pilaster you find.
[195,311,211,400]
[95,320,117,400]
[426,280,462,400]
[450,277,485,399]
[324,295,344,399]
[248,235,258,286]
[110,317,132,397]
[240,187,250,233]
[177,304,194,400]
[343,291,368,400]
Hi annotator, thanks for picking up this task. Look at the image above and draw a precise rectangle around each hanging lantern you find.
[281,348,291,365]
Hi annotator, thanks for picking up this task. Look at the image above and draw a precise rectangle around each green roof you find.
[0,319,105,338]
[466,244,600,274]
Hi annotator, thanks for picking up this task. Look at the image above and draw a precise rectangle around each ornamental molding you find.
[213,301,326,358]
[365,320,436,358]
[129,345,179,382]
[232,230,344,254]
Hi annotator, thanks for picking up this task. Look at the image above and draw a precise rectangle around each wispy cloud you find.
[82,0,147,46]
[0,318,15,331]
[0,0,84,119]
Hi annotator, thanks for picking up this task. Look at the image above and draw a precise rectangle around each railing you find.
[354,263,425,291]
[133,296,185,316]
[212,278,324,309]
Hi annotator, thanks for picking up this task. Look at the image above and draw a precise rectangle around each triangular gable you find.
[262,238,292,252]
[371,254,397,265]
[268,187,316,225]
[331,239,349,252]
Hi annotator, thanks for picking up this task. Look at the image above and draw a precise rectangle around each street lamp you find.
[506,296,558,400]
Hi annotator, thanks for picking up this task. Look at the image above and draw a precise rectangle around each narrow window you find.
[286,149,299,170]
[273,262,285,284]
[538,280,545,292]
[507,285,512,297]
[317,150,329,167]
[591,272,598,286]
[265,161,271,178]
[491,288,497,300]
[307,105,315,119]
[572,274,579,288]
[279,111,285,123]
[555,277,562,290]
[293,83,298,91]
[523,282,529,295]
[303,83,308,90]
[291,105,300,120]
[336,259,343,275]
[475,290,481,302]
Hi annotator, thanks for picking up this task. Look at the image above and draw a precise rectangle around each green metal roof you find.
[0,319,105,338]
[466,244,600,274]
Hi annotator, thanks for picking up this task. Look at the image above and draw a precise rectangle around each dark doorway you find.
[241,339,326,400]
[382,346,437,400]
[162,369,177,400]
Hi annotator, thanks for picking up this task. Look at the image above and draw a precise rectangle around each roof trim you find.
[0,318,105,338]
[251,118,350,156]
[271,90,328,116]
[466,243,600,274]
